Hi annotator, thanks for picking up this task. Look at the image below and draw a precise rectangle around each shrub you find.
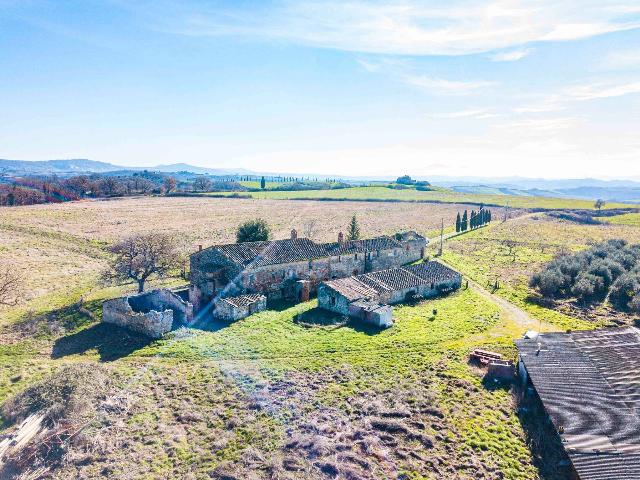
[610,273,640,309]
[629,295,640,313]
[236,218,270,243]
[530,239,640,311]
[529,269,566,297]
[571,273,604,301]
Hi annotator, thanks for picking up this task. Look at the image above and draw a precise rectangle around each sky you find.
[2,1,640,179]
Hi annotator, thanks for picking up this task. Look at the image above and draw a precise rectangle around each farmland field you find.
[440,213,640,329]
[0,196,558,479]
[211,186,640,210]
[0,196,478,321]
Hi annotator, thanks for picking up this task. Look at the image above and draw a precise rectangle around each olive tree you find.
[105,233,180,293]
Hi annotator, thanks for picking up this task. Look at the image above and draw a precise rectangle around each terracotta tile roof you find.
[204,234,419,268]
[516,327,640,480]
[218,293,266,308]
[322,261,460,301]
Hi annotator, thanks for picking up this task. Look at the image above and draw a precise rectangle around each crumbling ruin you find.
[102,289,193,338]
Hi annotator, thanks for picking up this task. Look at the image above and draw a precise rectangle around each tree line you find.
[455,207,492,233]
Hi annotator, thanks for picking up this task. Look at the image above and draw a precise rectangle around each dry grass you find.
[0,197,478,320]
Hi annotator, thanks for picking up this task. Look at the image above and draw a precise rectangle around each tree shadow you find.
[51,322,153,362]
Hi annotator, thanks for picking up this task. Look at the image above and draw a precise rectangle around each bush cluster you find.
[529,239,640,310]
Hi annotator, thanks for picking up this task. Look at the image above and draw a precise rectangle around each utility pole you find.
[438,218,444,256]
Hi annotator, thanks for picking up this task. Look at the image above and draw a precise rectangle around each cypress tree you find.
[470,210,476,229]
[456,212,461,233]
[260,176,266,189]
[462,210,468,231]
[347,215,361,241]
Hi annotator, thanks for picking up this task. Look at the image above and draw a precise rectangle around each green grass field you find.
[1,287,540,479]
[602,212,640,227]
[212,186,638,210]
[439,213,640,330]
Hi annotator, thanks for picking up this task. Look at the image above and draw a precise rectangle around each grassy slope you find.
[3,289,540,479]
[213,186,638,210]
[602,212,640,227]
[439,214,640,330]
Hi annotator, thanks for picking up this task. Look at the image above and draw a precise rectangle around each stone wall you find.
[348,301,393,328]
[317,283,354,316]
[214,295,267,322]
[189,233,427,310]
[102,289,193,338]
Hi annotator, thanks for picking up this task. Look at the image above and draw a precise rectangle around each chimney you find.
[291,229,298,240]
[338,232,344,243]
[198,245,203,252]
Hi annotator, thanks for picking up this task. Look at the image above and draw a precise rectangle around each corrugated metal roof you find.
[516,327,640,480]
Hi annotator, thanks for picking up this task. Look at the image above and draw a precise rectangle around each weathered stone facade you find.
[318,262,461,320]
[348,301,393,328]
[213,294,267,322]
[189,231,427,312]
[102,289,194,338]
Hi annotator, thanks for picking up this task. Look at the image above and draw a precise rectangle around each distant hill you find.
[0,159,252,176]
[0,158,121,174]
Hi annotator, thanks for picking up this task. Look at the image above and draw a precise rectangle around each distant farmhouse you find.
[318,262,461,327]
[516,327,640,480]
[189,230,427,313]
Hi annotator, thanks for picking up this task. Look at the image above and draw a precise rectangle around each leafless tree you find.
[193,177,212,192]
[164,176,177,193]
[303,220,318,240]
[501,239,519,262]
[0,266,21,306]
[104,233,180,293]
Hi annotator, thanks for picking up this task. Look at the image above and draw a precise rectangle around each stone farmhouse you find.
[318,262,461,327]
[188,230,427,314]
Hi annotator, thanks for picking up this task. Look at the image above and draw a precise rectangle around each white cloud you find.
[514,80,640,113]
[357,57,497,95]
[431,109,501,119]
[602,50,640,69]
[401,74,496,95]
[564,81,640,100]
[488,48,532,62]
[134,1,640,56]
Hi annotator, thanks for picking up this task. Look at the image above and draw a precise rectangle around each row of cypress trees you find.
[455,207,492,233]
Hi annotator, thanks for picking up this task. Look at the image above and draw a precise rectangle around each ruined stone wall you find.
[214,296,267,322]
[367,244,424,272]
[103,297,173,338]
[102,289,193,338]
[317,284,364,315]
[245,254,366,300]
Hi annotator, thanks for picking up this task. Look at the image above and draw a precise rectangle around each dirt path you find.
[466,279,554,332]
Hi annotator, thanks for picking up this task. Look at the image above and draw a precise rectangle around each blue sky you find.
[2,1,640,179]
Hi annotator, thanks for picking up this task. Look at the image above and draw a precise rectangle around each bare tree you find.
[0,266,21,306]
[104,233,180,293]
[193,177,212,192]
[594,199,606,215]
[303,220,318,240]
[163,176,177,193]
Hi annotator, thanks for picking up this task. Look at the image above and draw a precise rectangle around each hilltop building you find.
[516,327,640,480]
[188,230,427,312]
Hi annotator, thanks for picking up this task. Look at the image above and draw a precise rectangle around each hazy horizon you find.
[2,1,640,179]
